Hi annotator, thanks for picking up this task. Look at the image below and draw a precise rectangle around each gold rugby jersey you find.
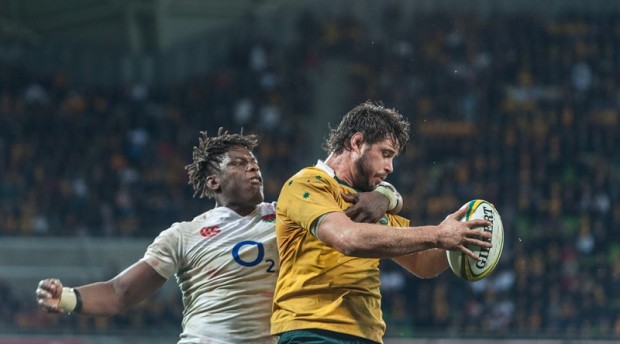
[271,161,409,343]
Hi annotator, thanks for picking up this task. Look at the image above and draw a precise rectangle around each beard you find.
[353,150,377,192]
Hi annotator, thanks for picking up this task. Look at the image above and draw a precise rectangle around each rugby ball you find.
[447,199,504,281]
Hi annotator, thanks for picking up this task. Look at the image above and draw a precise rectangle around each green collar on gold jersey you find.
[315,160,362,192]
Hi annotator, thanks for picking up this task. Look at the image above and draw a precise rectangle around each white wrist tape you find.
[58,287,78,313]
[376,181,403,214]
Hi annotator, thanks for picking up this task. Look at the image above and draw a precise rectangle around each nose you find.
[247,161,260,172]
[385,159,393,174]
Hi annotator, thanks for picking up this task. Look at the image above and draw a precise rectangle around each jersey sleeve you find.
[140,224,183,279]
[278,171,343,232]
[386,213,410,228]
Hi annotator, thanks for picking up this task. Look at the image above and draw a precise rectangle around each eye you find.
[382,150,394,158]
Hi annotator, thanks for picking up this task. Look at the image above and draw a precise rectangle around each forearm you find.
[320,205,492,261]
[392,248,449,278]
[322,216,439,258]
[69,262,166,316]
[42,262,166,317]
[348,225,438,258]
[74,280,134,316]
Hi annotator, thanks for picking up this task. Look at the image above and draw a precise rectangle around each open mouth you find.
[249,176,262,185]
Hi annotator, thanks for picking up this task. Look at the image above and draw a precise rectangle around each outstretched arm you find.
[36,261,167,316]
[392,249,449,279]
[316,205,491,261]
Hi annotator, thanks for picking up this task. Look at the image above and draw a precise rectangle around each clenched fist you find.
[36,278,64,313]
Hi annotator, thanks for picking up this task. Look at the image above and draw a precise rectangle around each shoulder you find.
[277,167,344,214]
[286,166,335,189]
[257,202,276,217]
[153,220,194,242]
[155,210,217,241]
[295,166,330,178]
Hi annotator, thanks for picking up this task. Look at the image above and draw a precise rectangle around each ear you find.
[350,132,364,153]
[206,175,220,192]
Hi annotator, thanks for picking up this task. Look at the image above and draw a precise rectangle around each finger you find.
[51,279,64,295]
[340,192,358,203]
[345,210,365,222]
[466,238,493,248]
[345,210,365,223]
[466,219,492,229]
[448,205,469,221]
[47,278,58,287]
[43,282,57,291]
[36,289,54,302]
[39,279,59,292]
[344,206,356,217]
[36,284,56,297]
[465,227,493,240]
[38,279,50,289]
[39,301,61,313]
[37,291,63,312]
[461,246,479,261]
[352,214,369,223]
[37,298,54,308]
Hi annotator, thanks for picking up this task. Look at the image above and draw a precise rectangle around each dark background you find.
[0,0,618,341]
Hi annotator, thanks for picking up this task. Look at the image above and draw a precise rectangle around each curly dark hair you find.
[323,101,410,155]
[185,128,258,199]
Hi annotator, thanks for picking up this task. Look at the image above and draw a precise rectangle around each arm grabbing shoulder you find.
[342,181,403,223]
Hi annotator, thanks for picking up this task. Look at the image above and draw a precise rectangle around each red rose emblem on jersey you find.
[261,214,276,222]
[200,226,221,237]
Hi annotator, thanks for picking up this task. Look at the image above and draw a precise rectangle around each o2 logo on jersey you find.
[232,240,276,273]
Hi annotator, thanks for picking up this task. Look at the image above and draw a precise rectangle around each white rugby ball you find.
[447,199,504,281]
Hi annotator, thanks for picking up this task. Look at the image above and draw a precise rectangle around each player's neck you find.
[324,153,355,187]
[215,201,256,217]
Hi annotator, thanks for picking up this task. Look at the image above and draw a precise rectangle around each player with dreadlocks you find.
[35,128,403,343]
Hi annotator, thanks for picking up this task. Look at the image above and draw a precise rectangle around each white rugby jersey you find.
[141,202,279,344]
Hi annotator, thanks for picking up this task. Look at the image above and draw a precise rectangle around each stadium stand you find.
[0,0,619,342]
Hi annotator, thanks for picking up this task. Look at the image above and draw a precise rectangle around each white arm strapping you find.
[58,287,77,313]
[375,181,403,214]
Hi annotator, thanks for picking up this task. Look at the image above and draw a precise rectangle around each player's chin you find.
[368,179,382,191]
[248,187,264,202]
[247,182,263,192]
[361,184,376,192]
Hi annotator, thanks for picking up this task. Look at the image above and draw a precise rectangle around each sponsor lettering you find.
[475,206,494,269]
[232,241,277,273]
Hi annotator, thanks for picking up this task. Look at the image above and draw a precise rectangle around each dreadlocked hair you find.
[323,100,410,155]
[185,127,258,199]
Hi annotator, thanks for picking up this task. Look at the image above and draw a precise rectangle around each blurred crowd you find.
[1,5,619,340]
